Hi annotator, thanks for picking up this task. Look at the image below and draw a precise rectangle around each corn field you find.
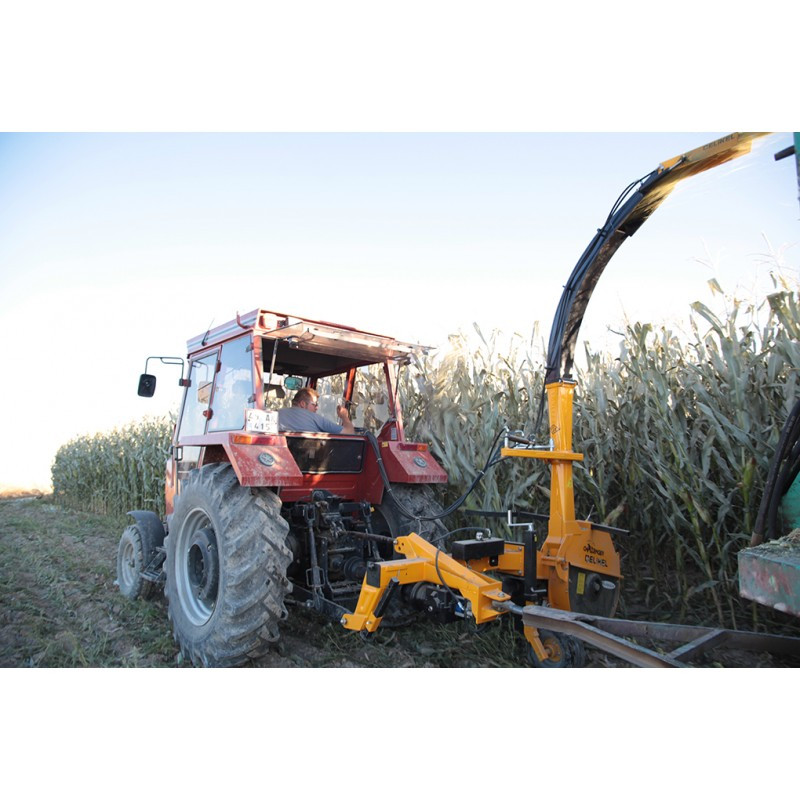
[52,416,174,517]
[52,281,800,627]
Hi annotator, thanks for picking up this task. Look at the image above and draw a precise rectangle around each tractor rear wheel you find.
[370,484,448,625]
[164,463,292,667]
[373,484,449,544]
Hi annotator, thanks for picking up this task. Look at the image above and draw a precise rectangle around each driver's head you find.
[292,388,319,411]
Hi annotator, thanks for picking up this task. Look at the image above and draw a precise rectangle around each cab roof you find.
[188,309,431,376]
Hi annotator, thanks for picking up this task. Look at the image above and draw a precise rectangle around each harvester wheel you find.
[116,524,155,601]
[527,630,586,668]
[164,463,292,667]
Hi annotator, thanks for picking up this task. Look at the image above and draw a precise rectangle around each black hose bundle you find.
[752,396,800,545]
[533,164,678,436]
[364,429,506,523]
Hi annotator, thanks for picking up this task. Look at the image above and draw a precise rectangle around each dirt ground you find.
[1,495,797,668]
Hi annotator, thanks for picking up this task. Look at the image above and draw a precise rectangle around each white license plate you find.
[245,409,279,434]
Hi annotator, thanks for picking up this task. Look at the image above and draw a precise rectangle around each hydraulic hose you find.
[364,429,506,523]
[532,167,666,436]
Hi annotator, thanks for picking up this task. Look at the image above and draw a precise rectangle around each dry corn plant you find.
[52,416,174,517]
[575,282,800,627]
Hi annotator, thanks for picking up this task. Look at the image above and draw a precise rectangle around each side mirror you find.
[138,373,157,397]
[283,376,304,391]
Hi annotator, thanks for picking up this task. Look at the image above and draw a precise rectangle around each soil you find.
[1,494,797,668]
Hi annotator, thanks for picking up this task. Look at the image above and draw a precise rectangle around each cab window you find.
[179,352,218,438]
[209,336,254,432]
[351,366,391,432]
[314,368,390,433]
[315,374,346,423]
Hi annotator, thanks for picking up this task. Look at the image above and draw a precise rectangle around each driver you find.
[278,387,355,434]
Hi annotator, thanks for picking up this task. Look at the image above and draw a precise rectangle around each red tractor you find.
[117,310,449,666]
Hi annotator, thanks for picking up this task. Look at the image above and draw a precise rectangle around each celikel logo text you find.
[583,542,608,567]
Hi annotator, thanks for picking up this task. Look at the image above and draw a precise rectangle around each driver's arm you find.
[337,405,356,435]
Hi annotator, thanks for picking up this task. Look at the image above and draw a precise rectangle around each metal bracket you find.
[502,603,800,668]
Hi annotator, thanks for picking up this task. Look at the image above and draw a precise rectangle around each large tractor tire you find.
[164,463,292,667]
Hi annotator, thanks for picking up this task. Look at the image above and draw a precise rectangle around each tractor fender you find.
[376,440,447,485]
[222,438,305,487]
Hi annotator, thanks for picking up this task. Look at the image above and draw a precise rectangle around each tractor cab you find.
[255,312,416,437]
[158,309,447,515]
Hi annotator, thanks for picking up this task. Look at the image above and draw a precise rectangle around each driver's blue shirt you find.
[277,406,343,434]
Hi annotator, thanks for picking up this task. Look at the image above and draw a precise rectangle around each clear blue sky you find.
[1,132,797,489]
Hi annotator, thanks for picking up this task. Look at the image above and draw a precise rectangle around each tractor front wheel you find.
[116,524,155,601]
[165,463,292,667]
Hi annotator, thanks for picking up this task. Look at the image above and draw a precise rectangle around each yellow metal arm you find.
[341,533,512,634]
[341,533,555,662]
[500,448,583,462]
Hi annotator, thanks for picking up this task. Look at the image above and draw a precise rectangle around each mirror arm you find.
[144,356,187,385]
